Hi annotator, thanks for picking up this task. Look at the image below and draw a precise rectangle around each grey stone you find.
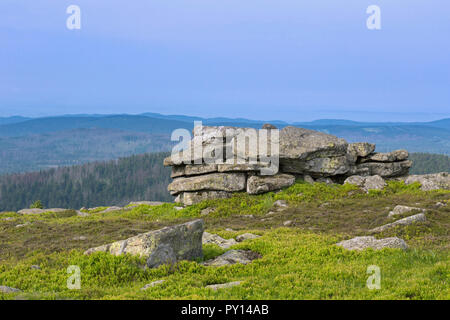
[202,232,237,249]
[363,175,386,191]
[388,205,424,218]
[247,174,295,195]
[344,175,366,187]
[283,220,293,226]
[303,175,315,184]
[85,219,204,268]
[175,191,232,206]
[403,172,450,191]
[141,280,166,290]
[30,265,41,270]
[370,213,426,233]
[336,236,408,251]
[273,200,288,208]
[352,160,412,178]
[362,150,409,162]
[235,233,261,242]
[203,250,261,267]
[347,143,376,158]
[200,208,215,216]
[279,126,348,160]
[168,173,246,195]
[206,281,242,290]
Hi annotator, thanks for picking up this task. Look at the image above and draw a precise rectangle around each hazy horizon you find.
[1,1,449,122]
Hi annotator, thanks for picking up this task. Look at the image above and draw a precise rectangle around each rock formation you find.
[164,125,414,205]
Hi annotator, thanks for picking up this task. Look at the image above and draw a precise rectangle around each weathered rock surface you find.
[351,160,412,178]
[336,236,408,251]
[203,250,261,267]
[235,233,261,242]
[370,213,426,233]
[388,205,424,218]
[84,219,204,268]
[168,173,246,195]
[175,191,232,206]
[402,172,450,191]
[247,174,295,194]
[17,208,68,215]
[129,201,167,207]
[347,143,376,158]
[202,232,237,249]
[362,150,409,163]
[206,281,242,290]
[141,280,165,290]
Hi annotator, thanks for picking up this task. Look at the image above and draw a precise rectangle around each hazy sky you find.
[1,0,449,121]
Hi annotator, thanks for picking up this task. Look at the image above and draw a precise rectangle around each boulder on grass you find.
[203,250,261,267]
[84,219,204,268]
[247,174,295,195]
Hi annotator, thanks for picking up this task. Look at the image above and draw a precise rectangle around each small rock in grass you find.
[141,280,165,290]
[206,281,242,290]
[203,250,261,267]
[242,215,254,218]
[73,236,87,241]
[273,200,288,208]
[0,286,22,293]
[434,202,446,208]
[201,208,215,216]
[174,206,184,211]
[235,233,260,242]
[30,265,41,270]
[203,232,237,249]
[15,222,31,228]
[337,236,408,251]
[388,205,424,218]
[283,220,293,226]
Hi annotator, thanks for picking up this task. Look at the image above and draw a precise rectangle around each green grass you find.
[0,180,449,300]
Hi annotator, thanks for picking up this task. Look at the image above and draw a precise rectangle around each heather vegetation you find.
[1,180,448,300]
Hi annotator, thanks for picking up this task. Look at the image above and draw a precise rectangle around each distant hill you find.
[0,113,449,174]
[0,151,447,212]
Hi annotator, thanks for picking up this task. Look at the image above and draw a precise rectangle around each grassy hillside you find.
[0,180,448,299]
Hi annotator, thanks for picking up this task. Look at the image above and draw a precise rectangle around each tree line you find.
[0,152,448,212]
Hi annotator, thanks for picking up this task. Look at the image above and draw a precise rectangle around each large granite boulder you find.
[174,191,232,205]
[84,219,204,268]
[168,173,246,195]
[344,175,386,192]
[361,150,409,162]
[351,160,412,178]
[247,173,295,195]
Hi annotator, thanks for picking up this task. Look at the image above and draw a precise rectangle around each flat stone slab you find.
[337,236,408,251]
[168,173,246,195]
[175,191,232,206]
[370,213,426,233]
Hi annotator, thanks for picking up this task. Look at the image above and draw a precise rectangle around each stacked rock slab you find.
[165,125,412,205]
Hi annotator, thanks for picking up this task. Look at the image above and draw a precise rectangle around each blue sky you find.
[0,0,449,121]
